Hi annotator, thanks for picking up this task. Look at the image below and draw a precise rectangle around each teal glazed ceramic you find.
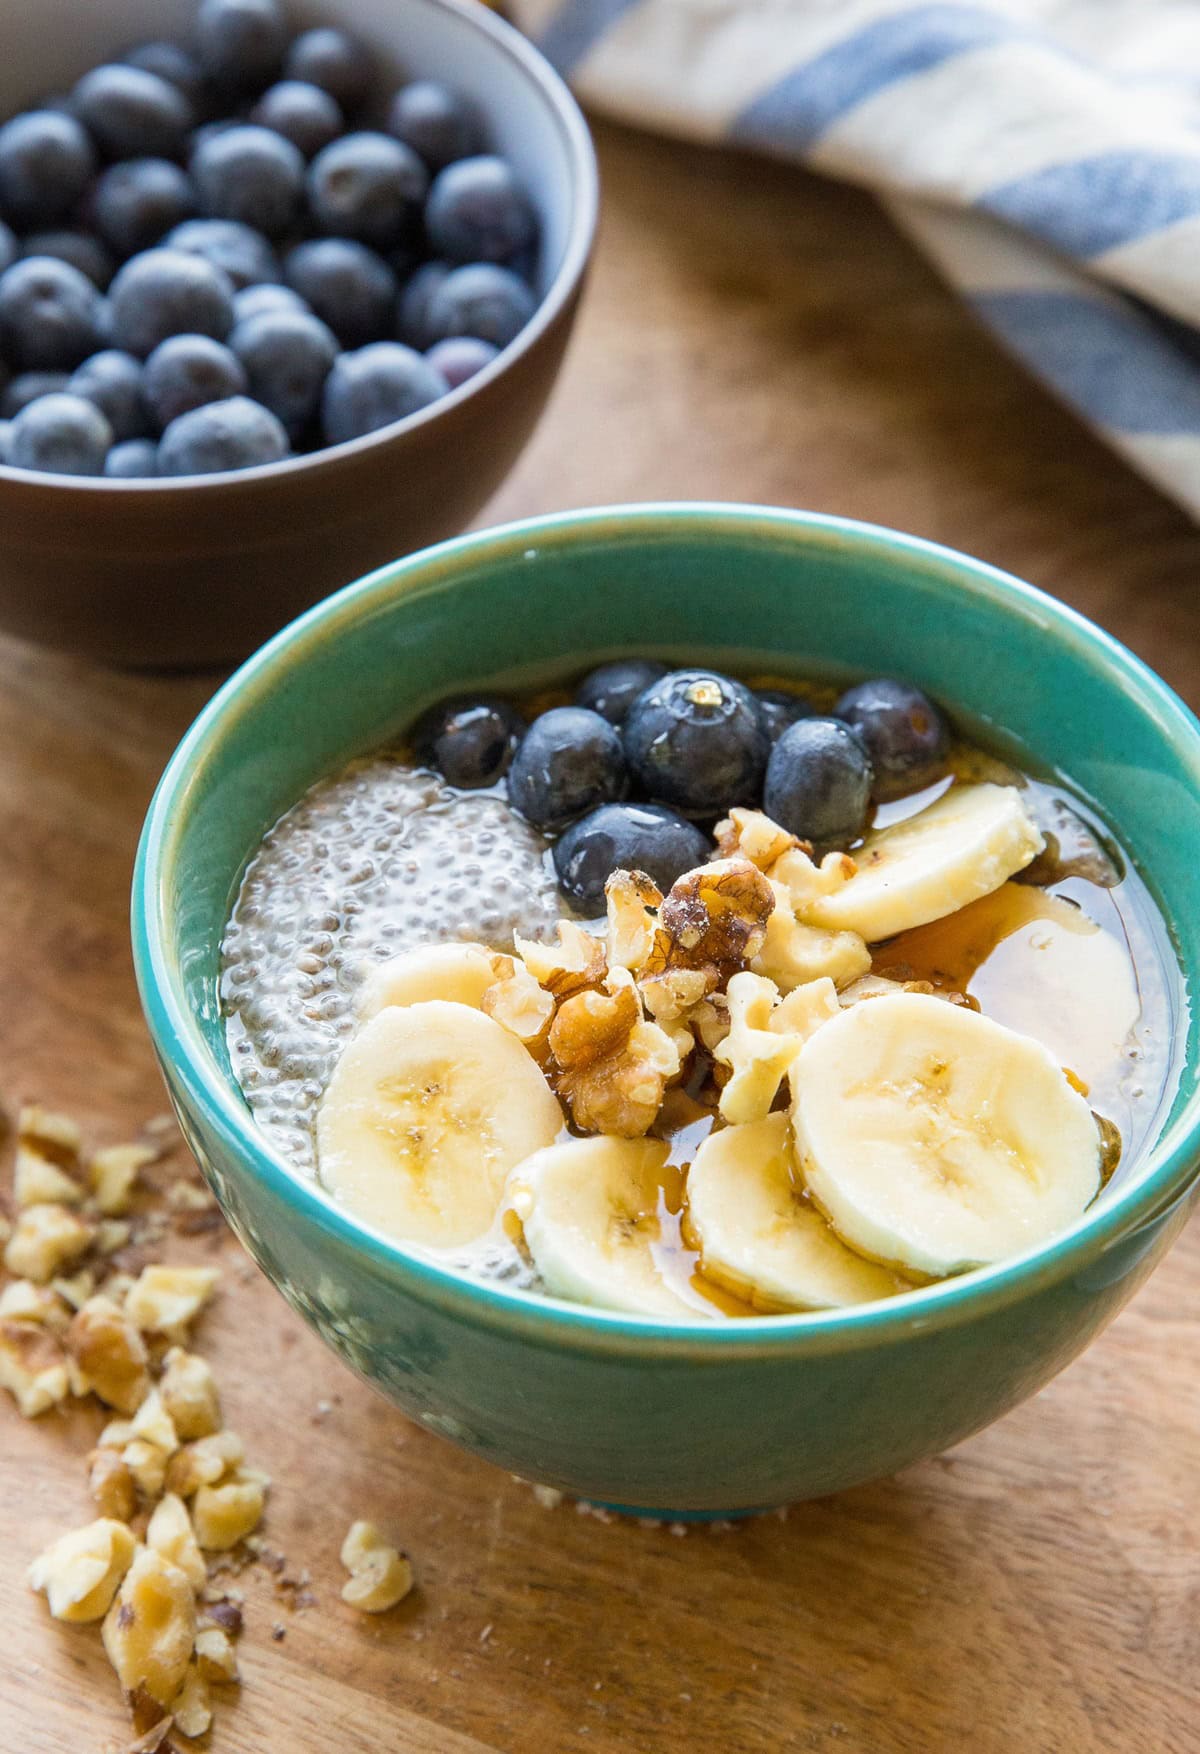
[132,505,1200,1514]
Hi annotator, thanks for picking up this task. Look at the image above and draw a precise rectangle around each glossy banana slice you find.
[803,783,1043,942]
[507,1136,697,1318]
[790,992,1101,1277]
[317,1000,563,1247]
[356,942,506,1020]
[684,1113,908,1310]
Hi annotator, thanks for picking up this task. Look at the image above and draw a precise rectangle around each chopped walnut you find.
[513,919,606,1002]
[714,808,803,871]
[4,1203,94,1283]
[637,966,712,1024]
[642,858,775,986]
[129,1388,180,1455]
[713,973,809,1124]
[195,1622,239,1683]
[605,869,662,971]
[689,994,731,1054]
[549,983,680,1138]
[159,1347,221,1440]
[481,964,554,1044]
[102,1546,197,1707]
[19,1105,83,1158]
[752,879,871,993]
[340,1520,413,1613]
[51,1268,95,1311]
[147,1494,207,1593]
[772,976,842,1042]
[89,1447,139,1522]
[192,1475,267,1551]
[14,1144,84,1209]
[125,1265,219,1342]
[769,844,858,913]
[89,1144,156,1217]
[66,1296,151,1414]
[166,1430,245,1498]
[29,1518,136,1623]
[123,1441,170,1501]
[171,1661,212,1739]
[0,1279,70,1328]
[0,1319,70,1416]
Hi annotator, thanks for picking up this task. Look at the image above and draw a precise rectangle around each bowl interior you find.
[137,505,1200,1334]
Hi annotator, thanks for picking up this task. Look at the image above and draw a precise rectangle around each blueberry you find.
[191,125,304,239]
[284,28,372,109]
[763,718,873,849]
[756,687,815,743]
[284,238,395,346]
[122,42,210,111]
[0,257,104,370]
[233,281,307,323]
[250,80,343,160]
[0,111,96,227]
[425,155,537,263]
[0,221,17,276]
[230,309,337,438]
[834,677,951,801]
[321,341,446,442]
[507,706,627,832]
[425,263,535,349]
[2,371,69,416]
[386,81,479,171]
[397,259,450,348]
[72,65,193,162]
[68,349,148,440]
[552,802,712,912]
[105,435,159,477]
[9,391,112,475]
[158,394,287,474]
[196,0,287,95]
[308,132,427,247]
[20,230,113,289]
[623,669,768,817]
[143,333,246,428]
[165,217,279,290]
[424,335,497,388]
[189,118,237,157]
[411,696,525,789]
[108,247,235,361]
[92,158,195,256]
[575,659,668,727]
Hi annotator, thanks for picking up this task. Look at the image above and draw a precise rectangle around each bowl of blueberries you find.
[0,0,596,666]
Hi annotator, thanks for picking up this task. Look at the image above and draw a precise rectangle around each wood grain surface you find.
[2,122,1198,1754]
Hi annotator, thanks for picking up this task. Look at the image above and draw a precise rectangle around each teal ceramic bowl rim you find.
[132,503,1200,1360]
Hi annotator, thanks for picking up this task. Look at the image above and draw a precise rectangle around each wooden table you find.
[2,122,1198,1754]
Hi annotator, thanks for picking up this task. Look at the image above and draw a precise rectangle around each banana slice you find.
[685,1114,908,1310]
[317,1000,563,1247]
[803,783,1043,943]
[507,1136,698,1318]
[356,942,505,1020]
[790,992,1101,1277]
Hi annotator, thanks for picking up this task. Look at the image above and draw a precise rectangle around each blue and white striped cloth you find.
[513,0,1200,519]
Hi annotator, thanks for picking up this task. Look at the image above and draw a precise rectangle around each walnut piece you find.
[159,1347,222,1440]
[29,1518,137,1623]
[166,1430,245,1498]
[0,1279,70,1329]
[89,1447,139,1522]
[128,1387,180,1455]
[713,973,808,1123]
[752,878,871,993]
[480,964,554,1044]
[147,1494,207,1593]
[102,1546,197,1707]
[192,1475,267,1551]
[549,983,680,1137]
[89,1144,156,1217]
[18,1104,83,1159]
[714,807,803,871]
[513,919,606,1002]
[171,1662,212,1739]
[769,843,858,913]
[14,1144,84,1208]
[66,1295,151,1414]
[340,1520,413,1614]
[0,1318,70,1416]
[605,869,662,971]
[125,1266,219,1342]
[4,1203,94,1283]
[195,1622,239,1683]
[642,858,775,986]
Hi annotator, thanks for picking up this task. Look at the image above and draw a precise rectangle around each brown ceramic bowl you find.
[0,0,597,667]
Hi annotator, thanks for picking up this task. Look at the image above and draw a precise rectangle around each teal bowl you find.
[132,505,1200,1515]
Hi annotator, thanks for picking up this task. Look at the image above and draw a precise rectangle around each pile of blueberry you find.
[413,663,951,911]
[0,0,539,478]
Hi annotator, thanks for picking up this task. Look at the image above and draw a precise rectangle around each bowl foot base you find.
[579,1499,783,1524]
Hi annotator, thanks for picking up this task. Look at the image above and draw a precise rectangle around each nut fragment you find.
[713,973,808,1124]
[549,984,680,1138]
[514,919,606,1002]
[159,1347,222,1440]
[714,807,803,871]
[166,1430,245,1498]
[14,1144,84,1208]
[89,1447,139,1522]
[605,869,662,971]
[66,1296,151,1414]
[752,879,870,993]
[102,1546,197,1707]
[0,1279,70,1328]
[192,1476,267,1551]
[171,1661,212,1739]
[147,1494,207,1593]
[129,1388,180,1456]
[340,1520,413,1614]
[195,1622,239,1683]
[643,858,775,986]
[125,1266,219,1342]
[18,1104,83,1160]
[29,1518,136,1622]
[0,1318,70,1416]
[481,964,555,1044]
[4,1203,94,1283]
[89,1144,156,1217]
[51,1269,95,1311]
[123,1440,170,1501]
[769,843,858,913]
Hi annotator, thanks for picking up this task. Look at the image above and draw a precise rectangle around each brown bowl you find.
[0,0,597,666]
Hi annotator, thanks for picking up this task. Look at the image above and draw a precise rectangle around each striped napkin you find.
[512,0,1200,520]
